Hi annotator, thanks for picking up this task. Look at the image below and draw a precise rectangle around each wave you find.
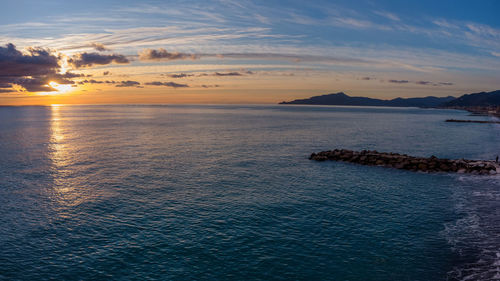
[443,176,500,280]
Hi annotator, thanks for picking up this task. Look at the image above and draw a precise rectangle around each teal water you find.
[0,105,499,280]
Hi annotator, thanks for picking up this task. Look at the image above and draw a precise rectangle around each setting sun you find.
[49,81,73,93]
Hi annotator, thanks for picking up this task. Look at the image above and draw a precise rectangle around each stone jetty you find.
[310,149,499,175]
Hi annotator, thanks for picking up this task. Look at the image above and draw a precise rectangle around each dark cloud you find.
[361,77,372,80]
[91,43,109,52]
[78,79,101,84]
[0,43,59,77]
[103,71,110,75]
[13,77,54,92]
[214,72,242,76]
[0,43,76,92]
[77,79,116,85]
[145,81,189,88]
[201,84,220,88]
[139,48,199,61]
[0,82,12,88]
[196,71,255,77]
[68,52,130,68]
[415,81,454,86]
[60,71,86,78]
[115,80,141,87]
[163,73,194,78]
[388,79,409,84]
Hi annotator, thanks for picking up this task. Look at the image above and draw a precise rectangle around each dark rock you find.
[309,149,499,175]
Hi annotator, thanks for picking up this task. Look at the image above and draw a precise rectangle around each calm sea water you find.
[0,105,499,281]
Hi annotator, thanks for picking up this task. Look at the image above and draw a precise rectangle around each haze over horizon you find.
[1,0,499,105]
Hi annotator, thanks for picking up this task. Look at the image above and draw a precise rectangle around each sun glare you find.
[37,82,74,96]
[49,82,73,93]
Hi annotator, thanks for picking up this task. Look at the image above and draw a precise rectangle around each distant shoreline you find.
[279,90,500,118]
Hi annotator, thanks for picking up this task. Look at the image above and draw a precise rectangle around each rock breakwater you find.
[310,149,499,175]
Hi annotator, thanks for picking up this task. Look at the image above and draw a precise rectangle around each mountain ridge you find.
[279,92,456,107]
[279,90,500,108]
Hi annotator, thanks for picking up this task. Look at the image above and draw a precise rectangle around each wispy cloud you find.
[374,11,400,21]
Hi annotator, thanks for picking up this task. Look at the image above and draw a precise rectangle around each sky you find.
[0,0,499,105]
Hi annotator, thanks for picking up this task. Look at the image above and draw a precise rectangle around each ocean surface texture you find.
[0,105,499,281]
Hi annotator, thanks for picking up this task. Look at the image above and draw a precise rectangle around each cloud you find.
[77,79,116,84]
[0,82,12,88]
[91,42,109,51]
[115,80,141,87]
[432,19,458,29]
[0,43,59,76]
[195,70,255,77]
[145,81,189,88]
[60,71,86,78]
[466,23,500,38]
[374,11,400,21]
[214,71,243,76]
[201,84,220,88]
[0,43,78,92]
[412,80,454,86]
[388,79,409,84]
[163,73,194,78]
[138,48,199,61]
[68,52,130,68]
[103,71,110,75]
[415,81,431,85]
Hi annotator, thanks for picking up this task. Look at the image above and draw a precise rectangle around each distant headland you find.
[280,90,500,117]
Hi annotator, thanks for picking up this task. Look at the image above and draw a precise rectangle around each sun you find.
[35,81,75,96]
[49,81,73,93]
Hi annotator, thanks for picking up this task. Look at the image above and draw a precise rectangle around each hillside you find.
[441,90,500,107]
[279,92,456,107]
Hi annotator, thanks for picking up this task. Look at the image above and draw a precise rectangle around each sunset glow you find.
[1,1,499,280]
[49,82,73,94]
[0,0,499,105]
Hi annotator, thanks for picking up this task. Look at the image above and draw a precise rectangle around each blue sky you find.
[0,0,499,104]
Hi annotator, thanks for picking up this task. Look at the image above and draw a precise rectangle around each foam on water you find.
[445,175,500,280]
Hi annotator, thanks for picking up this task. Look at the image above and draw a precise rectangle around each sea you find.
[0,104,499,281]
